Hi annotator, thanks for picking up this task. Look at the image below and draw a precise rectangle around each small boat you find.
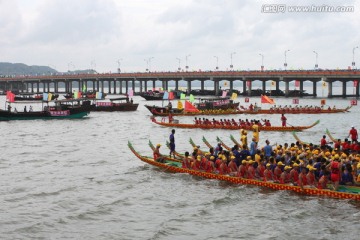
[139,90,165,100]
[151,118,320,132]
[93,97,139,111]
[14,93,59,101]
[128,141,360,201]
[144,105,184,115]
[0,102,89,121]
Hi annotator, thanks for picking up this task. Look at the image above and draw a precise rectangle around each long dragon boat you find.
[151,118,320,132]
[147,106,351,117]
[128,141,360,201]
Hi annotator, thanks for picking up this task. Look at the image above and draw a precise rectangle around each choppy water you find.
[1,94,360,240]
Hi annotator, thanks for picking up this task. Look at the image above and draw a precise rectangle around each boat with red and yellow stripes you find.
[151,117,320,132]
[128,141,360,201]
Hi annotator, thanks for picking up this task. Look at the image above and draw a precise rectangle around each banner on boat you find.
[96,102,112,106]
[49,110,70,116]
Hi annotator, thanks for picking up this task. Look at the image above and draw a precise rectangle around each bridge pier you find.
[356,81,359,99]
[187,80,191,94]
[230,80,233,92]
[285,80,289,97]
[175,80,179,91]
[262,80,266,93]
[342,81,347,98]
[312,81,317,97]
[247,80,252,97]
[327,80,332,98]
[201,80,204,91]
[299,80,304,97]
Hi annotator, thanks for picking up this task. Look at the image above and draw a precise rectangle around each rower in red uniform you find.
[153,144,163,162]
[228,156,238,174]
[290,163,300,184]
[182,151,192,169]
[326,155,341,190]
[263,163,274,181]
[205,156,215,173]
[281,114,287,127]
[348,126,358,143]
[273,161,284,182]
[306,166,317,187]
[317,171,330,189]
[298,167,308,188]
[280,166,292,184]
[247,160,256,179]
[237,160,248,178]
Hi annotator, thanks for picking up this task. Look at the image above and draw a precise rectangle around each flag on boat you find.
[189,94,195,103]
[96,92,103,99]
[48,93,53,101]
[221,90,227,98]
[295,80,300,88]
[271,81,276,86]
[73,91,79,99]
[184,100,199,112]
[231,92,237,100]
[354,80,358,87]
[82,83,87,92]
[43,93,48,101]
[180,93,186,100]
[168,91,174,100]
[128,89,134,97]
[162,91,169,100]
[177,100,183,109]
[261,94,275,104]
[6,91,15,102]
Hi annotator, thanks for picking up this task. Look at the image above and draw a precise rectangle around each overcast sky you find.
[0,0,359,72]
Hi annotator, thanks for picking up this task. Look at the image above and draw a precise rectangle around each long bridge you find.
[0,70,359,98]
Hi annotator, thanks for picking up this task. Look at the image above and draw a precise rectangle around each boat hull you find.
[93,103,139,111]
[0,110,89,121]
[151,118,319,132]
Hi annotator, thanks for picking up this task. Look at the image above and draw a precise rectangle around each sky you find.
[0,0,359,73]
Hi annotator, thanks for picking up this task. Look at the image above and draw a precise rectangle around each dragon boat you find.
[128,141,360,201]
[151,118,320,132]
[147,106,351,117]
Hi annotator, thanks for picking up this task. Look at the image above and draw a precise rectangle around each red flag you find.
[261,95,275,104]
[354,80,358,87]
[350,99,357,106]
[292,98,299,104]
[295,80,300,87]
[168,91,174,100]
[246,81,251,87]
[320,99,326,105]
[245,97,249,103]
[6,91,15,103]
[184,101,200,112]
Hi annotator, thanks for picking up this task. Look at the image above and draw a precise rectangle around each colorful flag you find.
[128,89,134,97]
[48,93,53,101]
[221,90,227,98]
[184,100,199,112]
[294,80,300,87]
[6,91,15,102]
[261,95,275,104]
[320,99,326,105]
[180,93,186,100]
[43,93,48,101]
[189,94,195,103]
[231,92,237,100]
[162,91,169,100]
[73,91,79,99]
[322,81,327,88]
[82,83,87,92]
[96,92,103,99]
[177,100,183,109]
[350,99,357,106]
[354,80,358,87]
[246,80,251,87]
[168,91,174,100]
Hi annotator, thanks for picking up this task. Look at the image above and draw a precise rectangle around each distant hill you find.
[0,62,97,76]
[0,62,58,76]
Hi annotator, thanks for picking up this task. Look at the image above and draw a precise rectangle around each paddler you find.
[182,151,192,169]
[281,114,287,127]
[326,154,341,191]
[153,144,164,163]
[252,120,260,143]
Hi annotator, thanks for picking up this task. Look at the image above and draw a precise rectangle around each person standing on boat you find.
[169,129,176,158]
[281,114,287,127]
[167,101,172,113]
[250,137,257,157]
[252,121,260,143]
[348,126,358,143]
[7,105,12,112]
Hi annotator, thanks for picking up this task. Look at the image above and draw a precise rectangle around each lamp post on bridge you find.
[313,51,318,69]
[352,46,358,69]
[230,52,236,70]
[90,60,96,73]
[148,57,154,72]
[176,58,181,71]
[284,49,290,70]
[214,56,219,70]
[259,53,264,71]
[117,59,123,73]
[185,54,191,71]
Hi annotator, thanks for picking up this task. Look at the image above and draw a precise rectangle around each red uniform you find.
[263,169,273,181]
[247,166,255,179]
[237,165,247,178]
[330,161,340,182]
[317,175,328,189]
[281,115,287,127]
[290,169,299,183]
[182,157,191,169]
[349,128,358,142]
[298,173,308,186]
